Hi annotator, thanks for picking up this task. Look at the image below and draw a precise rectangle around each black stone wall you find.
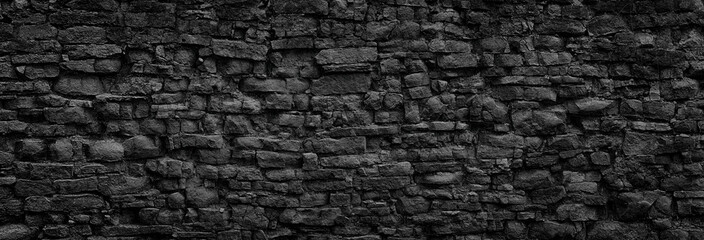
[1,0,704,239]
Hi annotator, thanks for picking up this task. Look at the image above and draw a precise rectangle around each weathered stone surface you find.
[588,15,628,36]
[429,39,472,53]
[315,48,377,65]
[587,221,655,240]
[123,136,160,159]
[15,179,54,196]
[66,44,122,59]
[88,140,124,162]
[623,131,674,156]
[360,176,411,190]
[418,172,463,185]
[494,86,557,102]
[224,115,254,134]
[45,107,92,124]
[537,19,586,35]
[280,208,341,226]
[58,26,106,44]
[311,73,371,95]
[437,53,478,68]
[55,177,98,193]
[530,186,566,204]
[168,134,225,149]
[567,98,615,114]
[186,187,219,208]
[54,76,104,96]
[0,224,35,240]
[101,225,173,237]
[212,40,268,61]
[271,0,328,14]
[514,170,555,190]
[530,221,577,239]
[257,151,301,168]
[12,54,61,64]
[304,137,366,155]
[240,78,289,94]
[512,109,566,136]
[397,196,430,214]
[556,204,597,221]
[146,157,193,178]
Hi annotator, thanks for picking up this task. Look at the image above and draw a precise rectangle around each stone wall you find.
[1,0,704,239]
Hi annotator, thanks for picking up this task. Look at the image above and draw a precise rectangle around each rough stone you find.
[511,109,566,136]
[280,208,341,226]
[123,136,160,159]
[58,26,106,44]
[513,170,555,190]
[186,187,219,208]
[437,53,479,68]
[311,73,371,95]
[315,47,377,65]
[88,140,124,162]
[0,224,35,240]
[54,76,104,96]
[212,40,268,61]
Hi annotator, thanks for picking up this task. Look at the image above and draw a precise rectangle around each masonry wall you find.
[1,0,704,239]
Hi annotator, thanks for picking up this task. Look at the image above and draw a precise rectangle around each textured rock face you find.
[0,0,703,239]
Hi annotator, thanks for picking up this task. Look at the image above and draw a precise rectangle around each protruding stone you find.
[168,134,225,149]
[88,140,124,162]
[212,39,268,61]
[588,15,628,36]
[54,76,104,96]
[514,170,554,190]
[271,0,329,14]
[556,204,597,221]
[315,47,377,65]
[438,53,478,68]
[123,136,160,159]
[186,187,219,208]
[512,109,566,136]
[279,208,341,226]
[0,224,35,240]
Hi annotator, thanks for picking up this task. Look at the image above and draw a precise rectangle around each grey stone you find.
[587,221,655,240]
[271,0,329,14]
[315,47,377,65]
[305,137,366,155]
[257,151,301,168]
[224,115,254,134]
[397,196,430,214]
[512,109,566,136]
[58,26,106,44]
[437,53,479,68]
[280,208,341,226]
[186,187,219,207]
[514,170,554,190]
[168,134,225,149]
[588,15,628,36]
[556,204,597,221]
[123,136,160,159]
[311,73,372,95]
[212,39,268,61]
[54,76,104,96]
[0,224,35,240]
[45,107,92,124]
[66,44,122,59]
[146,157,193,178]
